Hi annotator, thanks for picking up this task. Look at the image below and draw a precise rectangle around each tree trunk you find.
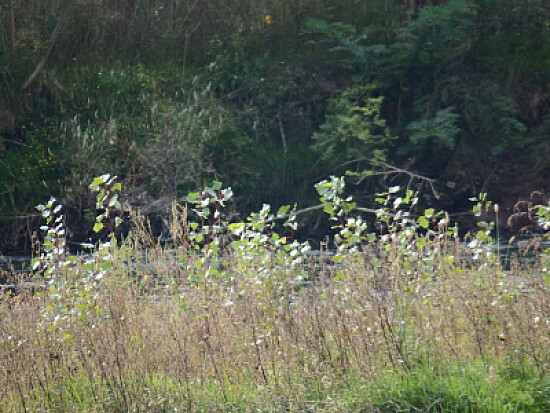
[8,0,16,64]
[21,9,66,90]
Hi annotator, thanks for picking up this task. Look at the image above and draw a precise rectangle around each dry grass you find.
[1,225,548,412]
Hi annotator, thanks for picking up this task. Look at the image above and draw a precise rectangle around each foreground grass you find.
[1,241,549,412]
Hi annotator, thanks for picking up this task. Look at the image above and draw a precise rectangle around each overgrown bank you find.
[1,0,549,250]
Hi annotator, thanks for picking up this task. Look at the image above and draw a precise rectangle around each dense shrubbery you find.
[1,0,549,250]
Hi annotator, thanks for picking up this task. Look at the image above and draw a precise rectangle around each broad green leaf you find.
[277,205,291,216]
[323,204,335,215]
[418,216,429,229]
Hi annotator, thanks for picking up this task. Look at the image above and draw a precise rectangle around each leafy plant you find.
[32,175,124,330]
[406,106,460,150]
[312,83,394,171]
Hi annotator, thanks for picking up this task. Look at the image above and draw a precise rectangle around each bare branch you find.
[9,0,16,51]
[361,161,439,197]
[269,203,391,224]
[2,138,28,147]
[330,158,440,199]
[21,10,67,90]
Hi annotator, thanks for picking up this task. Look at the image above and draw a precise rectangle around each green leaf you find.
[93,223,104,233]
[31,258,42,271]
[418,216,429,229]
[228,222,245,234]
[334,272,344,282]
[332,255,343,264]
[186,192,199,202]
[277,205,291,216]
[91,176,105,188]
[323,204,335,215]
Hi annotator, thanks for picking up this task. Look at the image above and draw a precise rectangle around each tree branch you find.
[268,203,392,224]
[359,161,438,196]
[3,138,28,147]
[326,158,440,198]
[21,10,66,90]
[9,0,16,51]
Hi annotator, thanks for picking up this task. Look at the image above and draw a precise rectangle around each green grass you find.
[368,364,550,413]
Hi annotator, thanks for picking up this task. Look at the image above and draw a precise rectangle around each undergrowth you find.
[0,176,548,412]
